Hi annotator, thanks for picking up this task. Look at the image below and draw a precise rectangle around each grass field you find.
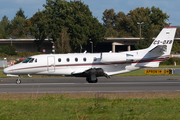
[0,66,180,119]
[1,93,180,119]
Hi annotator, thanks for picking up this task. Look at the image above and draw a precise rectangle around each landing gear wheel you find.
[86,77,91,83]
[16,79,21,84]
[93,79,98,83]
[86,77,98,83]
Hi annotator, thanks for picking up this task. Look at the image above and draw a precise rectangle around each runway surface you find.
[0,76,180,93]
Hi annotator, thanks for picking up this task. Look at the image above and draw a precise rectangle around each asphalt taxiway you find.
[0,76,180,93]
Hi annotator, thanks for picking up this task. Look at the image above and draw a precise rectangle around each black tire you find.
[86,77,91,83]
[93,79,98,83]
[86,77,98,83]
[16,79,21,84]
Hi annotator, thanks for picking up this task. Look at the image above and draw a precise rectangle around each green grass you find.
[0,71,6,78]
[114,69,146,76]
[159,65,180,68]
[1,93,180,119]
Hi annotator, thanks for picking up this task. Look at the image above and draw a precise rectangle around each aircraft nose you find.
[3,68,8,74]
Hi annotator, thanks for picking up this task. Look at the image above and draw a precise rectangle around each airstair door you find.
[47,56,55,73]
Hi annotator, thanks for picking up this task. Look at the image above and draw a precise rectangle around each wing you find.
[71,68,110,78]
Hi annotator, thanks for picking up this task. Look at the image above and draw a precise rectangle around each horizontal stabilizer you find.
[139,62,160,68]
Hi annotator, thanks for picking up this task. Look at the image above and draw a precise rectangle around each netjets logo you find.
[153,40,173,45]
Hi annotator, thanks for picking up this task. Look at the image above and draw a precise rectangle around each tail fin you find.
[148,26,177,56]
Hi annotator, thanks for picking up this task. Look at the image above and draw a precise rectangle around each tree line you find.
[0,0,180,54]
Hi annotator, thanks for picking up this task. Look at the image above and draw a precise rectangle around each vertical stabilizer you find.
[148,26,177,56]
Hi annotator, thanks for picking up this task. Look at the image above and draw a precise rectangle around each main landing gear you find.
[86,77,98,83]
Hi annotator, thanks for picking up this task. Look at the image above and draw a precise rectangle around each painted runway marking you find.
[0,82,180,86]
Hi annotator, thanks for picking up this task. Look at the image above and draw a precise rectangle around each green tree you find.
[10,8,28,38]
[135,24,154,49]
[150,6,169,29]
[0,16,10,38]
[102,9,116,28]
[0,24,4,38]
[172,41,180,53]
[10,15,26,38]
[102,9,119,37]
[0,45,17,55]
[175,26,180,38]
[16,8,27,19]
[30,11,48,52]
[104,6,170,41]
[43,0,106,52]
[55,27,71,53]
[9,45,17,55]
[88,17,106,45]
[115,12,130,37]
[126,6,169,49]
[24,19,33,38]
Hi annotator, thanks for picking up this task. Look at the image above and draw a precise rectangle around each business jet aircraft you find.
[3,26,177,84]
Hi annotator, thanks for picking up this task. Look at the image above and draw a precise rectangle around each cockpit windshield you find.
[29,58,34,63]
[22,58,34,63]
[22,58,31,63]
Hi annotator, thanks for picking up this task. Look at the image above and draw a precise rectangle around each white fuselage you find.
[3,48,167,76]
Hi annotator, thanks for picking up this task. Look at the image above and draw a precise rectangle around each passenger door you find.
[47,56,55,72]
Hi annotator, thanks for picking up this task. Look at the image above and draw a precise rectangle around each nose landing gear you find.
[16,76,21,84]
[16,79,21,84]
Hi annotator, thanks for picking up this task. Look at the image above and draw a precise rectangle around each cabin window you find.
[67,58,70,62]
[83,58,86,62]
[126,54,133,57]
[29,58,34,63]
[58,58,61,62]
[35,59,37,63]
[75,58,78,62]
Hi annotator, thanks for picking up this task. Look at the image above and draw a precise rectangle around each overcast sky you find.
[0,0,179,26]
